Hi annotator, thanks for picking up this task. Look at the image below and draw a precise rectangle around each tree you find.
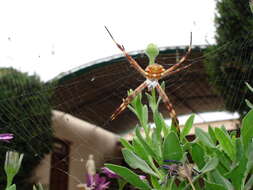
[205,0,253,116]
[0,68,55,190]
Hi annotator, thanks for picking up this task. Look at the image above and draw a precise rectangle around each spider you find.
[105,27,192,132]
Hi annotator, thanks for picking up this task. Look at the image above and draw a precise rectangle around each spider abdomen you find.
[145,63,165,79]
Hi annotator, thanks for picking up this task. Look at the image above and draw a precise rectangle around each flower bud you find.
[4,151,24,188]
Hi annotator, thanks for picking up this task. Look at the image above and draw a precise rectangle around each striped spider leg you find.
[111,81,148,120]
[160,32,192,79]
[105,26,147,78]
[155,83,179,129]
[106,27,192,133]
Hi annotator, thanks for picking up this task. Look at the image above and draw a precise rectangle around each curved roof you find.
[52,45,224,134]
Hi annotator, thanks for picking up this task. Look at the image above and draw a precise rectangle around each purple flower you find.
[101,167,119,179]
[0,133,13,142]
[139,175,146,180]
[86,174,110,190]
[102,167,146,181]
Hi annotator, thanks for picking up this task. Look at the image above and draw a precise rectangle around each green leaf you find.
[180,114,195,140]
[245,99,253,109]
[163,132,183,161]
[246,82,253,93]
[225,155,247,190]
[152,111,164,152]
[214,149,230,171]
[135,93,144,118]
[151,132,162,158]
[129,92,146,125]
[6,184,16,190]
[208,126,217,144]
[120,138,134,152]
[132,137,149,161]
[236,138,244,161]
[250,1,253,14]
[245,174,253,190]
[122,148,158,177]
[220,125,229,135]
[191,143,205,169]
[182,141,191,152]
[204,180,227,190]
[135,127,161,163]
[241,109,253,150]
[200,158,219,173]
[214,127,236,161]
[246,141,253,174]
[142,105,148,126]
[118,178,127,190]
[128,105,138,118]
[179,181,188,190]
[33,184,44,190]
[195,128,215,148]
[153,111,163,139]
[146,93,157,113]
[209,170,234,190]
[160,114,169,137]
[230,130,237,138]
[150,176,160,190]
[105,164,152,190]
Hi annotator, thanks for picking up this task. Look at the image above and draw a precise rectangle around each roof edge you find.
[53,44,208,84]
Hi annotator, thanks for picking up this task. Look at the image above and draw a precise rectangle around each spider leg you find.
[105,26,147,78]
[161,32,192,79]
[111,81,148,120]
[155,84,180,133]
[163,62,193,78]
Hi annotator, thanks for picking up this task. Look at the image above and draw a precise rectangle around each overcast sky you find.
[0,0,216,81]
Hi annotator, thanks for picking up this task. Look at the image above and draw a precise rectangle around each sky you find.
[0,0,240,123]
[0,0,216,81]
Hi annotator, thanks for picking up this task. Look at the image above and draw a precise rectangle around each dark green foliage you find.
[205,0,253,116]
[0,68,54,190]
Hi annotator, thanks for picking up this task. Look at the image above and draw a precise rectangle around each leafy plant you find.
[193,109,253,190]
[104,85,253,189]
[105,90,202,190]
[204,0,253,117]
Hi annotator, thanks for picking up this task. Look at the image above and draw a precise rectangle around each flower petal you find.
[0,133,13,142]
[139,175,146,180]
[101,167,119,179]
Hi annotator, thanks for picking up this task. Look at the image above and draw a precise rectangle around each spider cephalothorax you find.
[145,64,165,80]
[105,26,192,132]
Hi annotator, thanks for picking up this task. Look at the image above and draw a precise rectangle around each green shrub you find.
[204,0,253,116]
[0,68,54,189]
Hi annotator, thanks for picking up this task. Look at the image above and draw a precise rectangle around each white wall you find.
[33,110,120,190]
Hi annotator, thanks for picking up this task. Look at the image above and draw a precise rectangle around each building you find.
[34,110,121,190]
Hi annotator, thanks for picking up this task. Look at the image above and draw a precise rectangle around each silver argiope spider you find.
[105,27,192,132]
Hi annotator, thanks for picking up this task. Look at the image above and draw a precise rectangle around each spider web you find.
[0,21,252,190]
